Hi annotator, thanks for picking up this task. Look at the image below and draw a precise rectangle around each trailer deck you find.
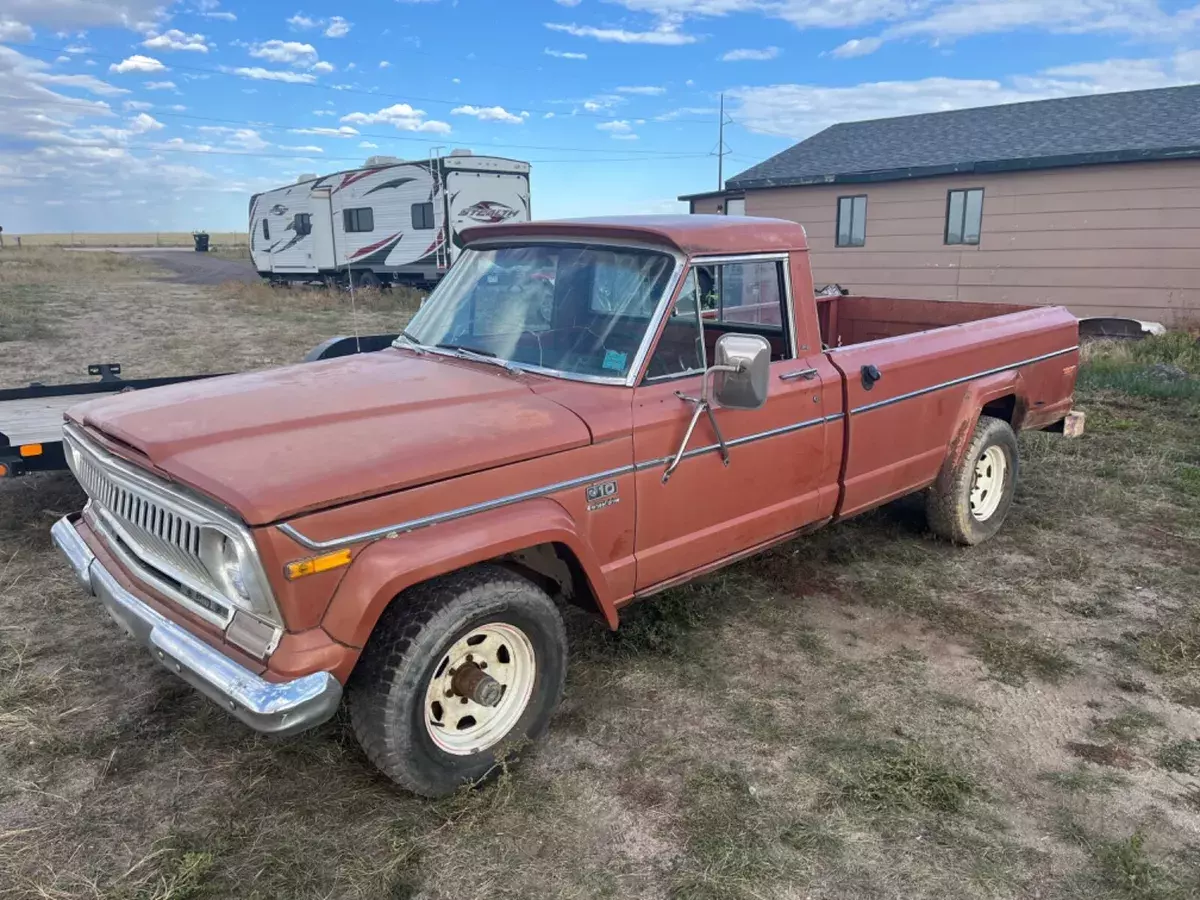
[0,394,85,446]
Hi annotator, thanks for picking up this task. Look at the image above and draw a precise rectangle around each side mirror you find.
[712,333,771,410]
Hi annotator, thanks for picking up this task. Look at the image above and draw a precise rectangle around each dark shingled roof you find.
[723,84,1200,192]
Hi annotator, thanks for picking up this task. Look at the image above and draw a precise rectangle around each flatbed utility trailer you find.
[2,337,401,478]
[0,365,223,477]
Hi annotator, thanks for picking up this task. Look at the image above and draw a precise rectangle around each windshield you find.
[402,243,677,380]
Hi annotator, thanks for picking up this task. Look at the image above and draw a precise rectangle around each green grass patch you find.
[974,632,1077,686]
[831,741,979,815]
[1093,833,1182,900]
[1091,706,1166,744]
[1039,764,1129,795]
[1153,738,1200,774]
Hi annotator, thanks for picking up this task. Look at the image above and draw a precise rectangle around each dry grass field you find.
[1,249,1198,900]
[7,233,248,250]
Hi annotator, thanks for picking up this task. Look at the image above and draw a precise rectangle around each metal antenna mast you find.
[714,93,733,190]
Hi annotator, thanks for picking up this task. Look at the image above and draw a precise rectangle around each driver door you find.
[631,256,835,591]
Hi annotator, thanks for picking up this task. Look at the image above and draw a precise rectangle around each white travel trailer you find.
[249,152,530,286]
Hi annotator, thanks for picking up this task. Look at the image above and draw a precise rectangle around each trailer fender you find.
[320,497,617,651]
[938,371,1025,477]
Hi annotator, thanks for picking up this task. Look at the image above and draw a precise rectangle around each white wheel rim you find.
[969,445,1008,522]
[423,622,536,756]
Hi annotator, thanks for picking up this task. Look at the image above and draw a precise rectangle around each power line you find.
[118,143,714,165]
[132,108,714,157]
[20,42,719,126]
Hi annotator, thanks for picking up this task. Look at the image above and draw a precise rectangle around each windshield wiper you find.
[392,329,427,351]
[434,343,523,376]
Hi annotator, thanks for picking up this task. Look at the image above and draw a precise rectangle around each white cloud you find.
[278,144,323,152]
[110,55,166,74]
[142,29,209,52]
[144,80,176,90]
[128,112,162,132]
[721,46,779,61]
[123,100,152,110]
[451,104,526,123]
[311,61,335,74]
[545,21,696,44]
[729,50,1200,140]
[616,85,666,94]
[154,137,214,153]
[597,119,634,133]
[0,0,168,30]
[312,109,337,116]
[0,18,34,41]
[342,103,452,133]
[379,60,392,68]
[287,13,319,29]
[359,140,379,148]
[655,104,717,120]
[199,1,237,22]
[291,125,359,137]
[229,66,317,84]
[830,37,883,58]
[545,47,588,59]
[249,39,318,65]
[611,133,640,140]
[324,15,351,37]
[30,71,129,96]
[543,111,555,118]
[554,0,582,5]
[204,10,236,20]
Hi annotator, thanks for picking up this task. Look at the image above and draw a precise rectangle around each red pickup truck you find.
[52,216,1079,796]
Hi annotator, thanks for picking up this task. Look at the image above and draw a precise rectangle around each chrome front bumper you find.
[51,516,342,737]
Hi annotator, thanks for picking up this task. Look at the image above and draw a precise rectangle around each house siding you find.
[737,160,1200,325]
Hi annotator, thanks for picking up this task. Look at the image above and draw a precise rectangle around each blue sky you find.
[2,0,1199,232]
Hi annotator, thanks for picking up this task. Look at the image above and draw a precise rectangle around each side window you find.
[946,188,984,245]
[645,270,705,380]
[697,260,791,360]
[343,207,374,233]
[412,202,435,230]
[836,195,867,247]
[261,218,270,240]
[292,213,311,236]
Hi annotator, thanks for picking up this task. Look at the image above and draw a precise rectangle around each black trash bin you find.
[192,232,210,252]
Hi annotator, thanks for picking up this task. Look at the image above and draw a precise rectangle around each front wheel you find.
[926,415,1019,545]
[348,565,568,797]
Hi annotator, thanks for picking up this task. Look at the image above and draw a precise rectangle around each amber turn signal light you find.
[285,548,352,580]
[19,444,43,458]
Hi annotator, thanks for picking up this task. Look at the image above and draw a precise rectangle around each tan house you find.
[681,85,1200,326]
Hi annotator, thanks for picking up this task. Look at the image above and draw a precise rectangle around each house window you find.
[725,197,746,216]
[261,219,270,240]
[412,202,435,230]
[946,188,984,245]
[343,207,374,233]
[836,195,867,247]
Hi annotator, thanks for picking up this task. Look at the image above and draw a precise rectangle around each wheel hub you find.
[423,622,536,756]
[969,445,1008,522]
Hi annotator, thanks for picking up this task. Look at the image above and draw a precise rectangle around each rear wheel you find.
[354,269,381,290]
[348,565,568,797]
[926,415,1019,545]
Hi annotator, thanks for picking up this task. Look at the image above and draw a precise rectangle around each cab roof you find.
[458,215,809,257]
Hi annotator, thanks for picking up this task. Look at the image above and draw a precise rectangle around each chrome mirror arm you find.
[661,363,742,484]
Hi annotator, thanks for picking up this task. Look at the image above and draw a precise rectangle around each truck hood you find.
[68,350,591,524]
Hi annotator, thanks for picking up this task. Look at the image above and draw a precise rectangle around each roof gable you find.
[727,84,1200,191]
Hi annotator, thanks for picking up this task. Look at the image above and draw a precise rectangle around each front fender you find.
[320,496,618,650]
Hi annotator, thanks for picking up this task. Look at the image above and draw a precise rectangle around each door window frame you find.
[637,252,796,386]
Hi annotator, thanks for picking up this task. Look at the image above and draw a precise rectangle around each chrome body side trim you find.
[279,345,1077,553]
[279,411,843,552]
[51,517,341,737]
[849,346,1078,416]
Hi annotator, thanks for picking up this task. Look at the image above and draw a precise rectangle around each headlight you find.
[216,536,250,601]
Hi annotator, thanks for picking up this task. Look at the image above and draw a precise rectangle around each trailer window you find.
[343,207,374,233]
[261,219,270,240]
[946,188,983,245]
[293,213,311,236]
[412,202,435,230]
[836,195,866,247]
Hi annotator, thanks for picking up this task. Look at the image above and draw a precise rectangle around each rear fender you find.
[320,497,617,650]
[939,371,1025,477]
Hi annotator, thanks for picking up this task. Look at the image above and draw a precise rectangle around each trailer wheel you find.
[354,270,381,290]
[348,565,568,797]
[926,415,1019,545]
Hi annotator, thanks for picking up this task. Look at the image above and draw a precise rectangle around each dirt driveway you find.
[69,247,258,284]
[1,249,1198,900]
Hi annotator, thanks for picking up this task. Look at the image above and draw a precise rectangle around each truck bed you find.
[817,295,1038,348]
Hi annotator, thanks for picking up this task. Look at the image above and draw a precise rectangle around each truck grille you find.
[65,427,234,627]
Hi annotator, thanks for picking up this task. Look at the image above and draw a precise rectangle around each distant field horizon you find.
[3,232,249,247]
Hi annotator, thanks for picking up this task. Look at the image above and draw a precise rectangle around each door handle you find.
[780,367,819,382]
[861,364,882,390]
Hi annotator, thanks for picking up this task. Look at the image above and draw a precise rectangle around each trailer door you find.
[310,187,336,271]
